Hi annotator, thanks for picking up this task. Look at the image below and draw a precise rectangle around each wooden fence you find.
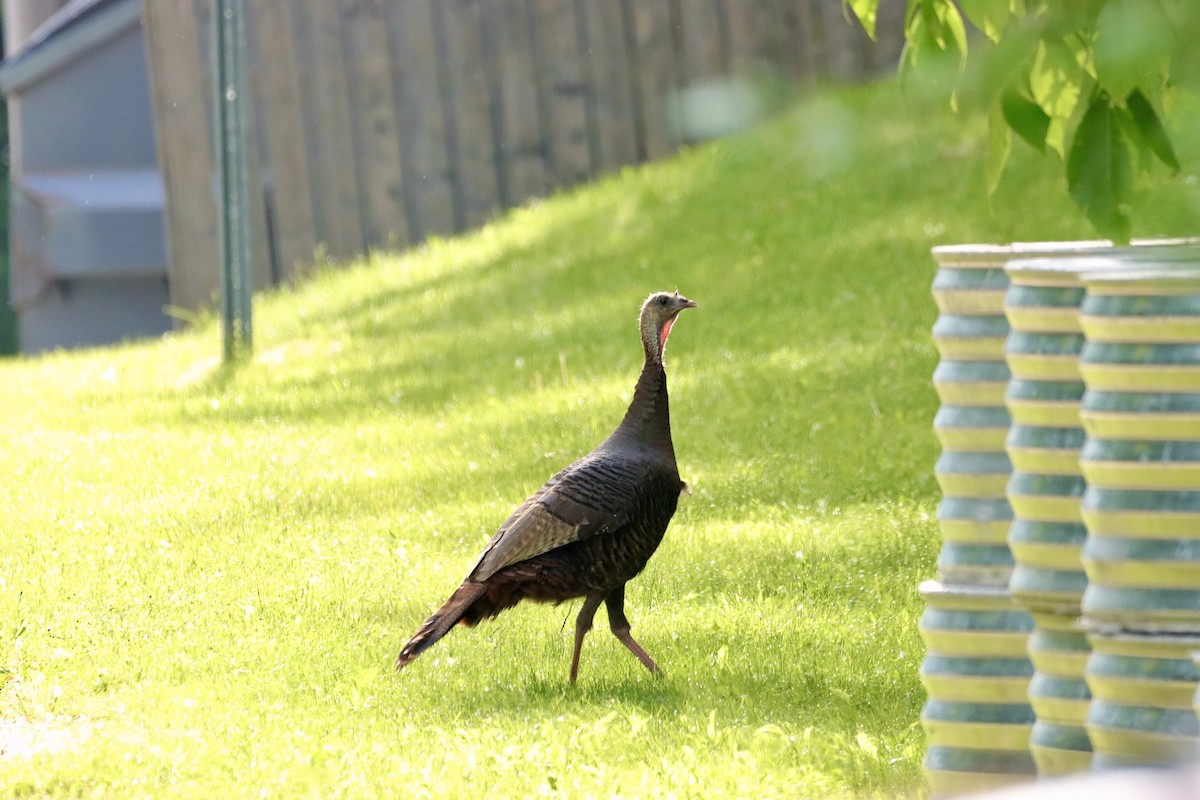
[143,0,904,311]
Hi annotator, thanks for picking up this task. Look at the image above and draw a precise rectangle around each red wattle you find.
[659,317,675,351]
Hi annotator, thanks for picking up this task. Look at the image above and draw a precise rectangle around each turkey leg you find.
[570,593,605,683]
[606,585,659,674]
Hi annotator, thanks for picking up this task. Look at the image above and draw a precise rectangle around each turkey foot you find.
[607,586,659,675]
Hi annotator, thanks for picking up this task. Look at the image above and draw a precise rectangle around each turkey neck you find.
[608,355,675,462]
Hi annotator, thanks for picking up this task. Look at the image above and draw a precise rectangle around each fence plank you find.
[385,0,456,240]
[492,0,550,203]
[143,0,218,311]
[820,0,867,80]
[247,0,318,281]
[778,0,822,82]
[873,0,906,72]
[341,0,409,250]
[437,0,502,230]
[629,0,679,161]
[726,0,778,77]
[582,1,638,172]
[675,0,727,86]
[533,0,591,187]
[295,0,364,259]
[241,64,277,290]
[476,0,512,209]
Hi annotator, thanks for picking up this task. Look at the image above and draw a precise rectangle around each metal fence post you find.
[215,0,252,361]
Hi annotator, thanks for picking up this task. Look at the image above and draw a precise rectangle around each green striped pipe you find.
[926,242,1199,791]
[1079,266,1200,633]
[1002,258,1095,777]
[919,580,1036,796]
[1085,632,1200,768]
[932,245,1016,588]
[923,746,1038,798]
[930,242,1198,589]
[1000,247,1200,776]
[1002,253,1200,610]
[1194,652,1200,749]
[1027,612,1094,774]
[1002,259,1094,616]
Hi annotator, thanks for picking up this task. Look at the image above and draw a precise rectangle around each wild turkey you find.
[395,290,696,681]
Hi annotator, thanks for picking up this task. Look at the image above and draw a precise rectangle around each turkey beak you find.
[680,298,697,310]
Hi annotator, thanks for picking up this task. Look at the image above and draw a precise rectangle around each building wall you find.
[4,7,170,353]
[20,24,157,170]
[18,275,168,352]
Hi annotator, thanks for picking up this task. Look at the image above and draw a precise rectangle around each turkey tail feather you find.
[395,581,488,671]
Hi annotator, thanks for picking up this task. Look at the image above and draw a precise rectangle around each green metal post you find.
[0,252,17,355]
[0,97,17,355]
[214,0,252,361]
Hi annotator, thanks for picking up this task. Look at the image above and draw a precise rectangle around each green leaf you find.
[938,1,969,59]
[901,2,953,73]
[908,0,968,57]
[1001,91,1051,152]
[1029,40,1083,117]
[963,22,1041,110]
[958,0,1012,41]
[1029,39,1086,156]
[1067,96,1134,243]
[899,7,929,73]
[986,103,1012,195]
[1093,0,1172,101]
[1167,7,1200,93]
[1126,88,1180,171]
[844,0,879,40]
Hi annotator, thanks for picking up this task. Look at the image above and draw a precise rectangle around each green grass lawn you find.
[2,78,1199,798]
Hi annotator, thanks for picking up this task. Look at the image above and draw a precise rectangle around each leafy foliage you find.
[847,0,1199,241]
[1068,95,1134,242]
[1001,90,1051,152]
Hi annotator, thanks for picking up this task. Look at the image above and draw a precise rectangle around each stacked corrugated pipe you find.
[921,240,1200,796]
[1077,261,1200,768]
[1002,257,1095,776]
[924,244,1036,796]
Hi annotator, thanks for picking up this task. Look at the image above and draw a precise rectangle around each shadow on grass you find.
[376,617,925,741]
